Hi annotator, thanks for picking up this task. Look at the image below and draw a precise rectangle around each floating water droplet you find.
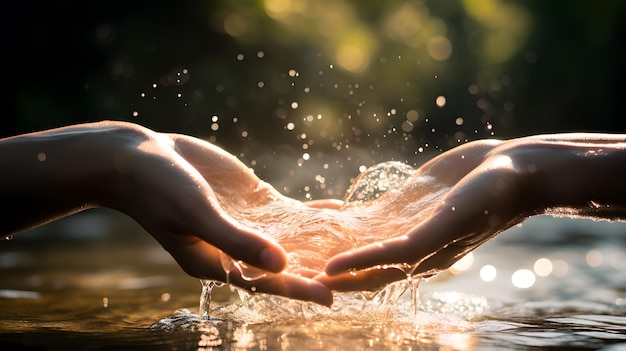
[435,95,446,107]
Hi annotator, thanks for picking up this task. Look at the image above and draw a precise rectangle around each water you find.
[214,161,447,280]
[1,163,626,350]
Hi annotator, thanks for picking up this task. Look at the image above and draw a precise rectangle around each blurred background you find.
[2,3,626,348]
[3,0,626,200]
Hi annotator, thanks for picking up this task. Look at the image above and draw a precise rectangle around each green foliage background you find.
[4,0,625,199]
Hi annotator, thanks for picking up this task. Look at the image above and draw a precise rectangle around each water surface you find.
[1,167,626,350]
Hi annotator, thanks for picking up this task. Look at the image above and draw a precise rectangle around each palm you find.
[113,131,332,305]
[316,139,531,291]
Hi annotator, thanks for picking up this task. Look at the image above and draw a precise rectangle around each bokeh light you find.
[533,258,553,277]
[585,250,603,267]
[449,253,474,275]
[479,265,497,282]
[511,269,536,288]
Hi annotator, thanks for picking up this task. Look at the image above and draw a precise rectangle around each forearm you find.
[509,134,626,220]
[0,122,139,236]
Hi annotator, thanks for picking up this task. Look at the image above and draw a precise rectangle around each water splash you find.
[342,161,416,205]
[155,160,456,329]
[217,161,448,277]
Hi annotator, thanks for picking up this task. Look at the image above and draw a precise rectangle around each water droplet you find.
[436,95,446,107]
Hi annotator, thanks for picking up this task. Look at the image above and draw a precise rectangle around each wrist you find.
[81,121,156,209]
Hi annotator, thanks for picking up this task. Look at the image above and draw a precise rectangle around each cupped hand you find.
[315,138,541,291]
[94,122,333,305]
[1,120,332,305]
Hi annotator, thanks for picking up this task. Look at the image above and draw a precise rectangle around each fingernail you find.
[259,248,286,273]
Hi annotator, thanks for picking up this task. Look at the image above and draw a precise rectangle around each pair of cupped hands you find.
[97,121,554,307]
[8,121,621,307]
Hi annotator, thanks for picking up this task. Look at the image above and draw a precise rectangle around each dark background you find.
[3,0,626,199]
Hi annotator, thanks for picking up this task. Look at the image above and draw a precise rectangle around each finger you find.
[412,239,485,276]
[153,186,288,273]
[163,136,287,272]
[185,197,288,273]
[324,185,486,276]
[324,216,454,276]
[230,272,334,307]
[314,267,407,292]
[160,235,333,306]
[323,222,421,276]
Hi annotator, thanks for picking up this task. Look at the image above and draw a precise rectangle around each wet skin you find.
[3,121,626,305]
[315,134,626,292]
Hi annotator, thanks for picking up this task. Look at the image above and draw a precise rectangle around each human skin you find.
[5,123,625,303]
[316,133,626,291]
[0,121,333,306]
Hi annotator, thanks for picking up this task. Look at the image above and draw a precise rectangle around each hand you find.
[316,133,626,292]
[0,121,332,306]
